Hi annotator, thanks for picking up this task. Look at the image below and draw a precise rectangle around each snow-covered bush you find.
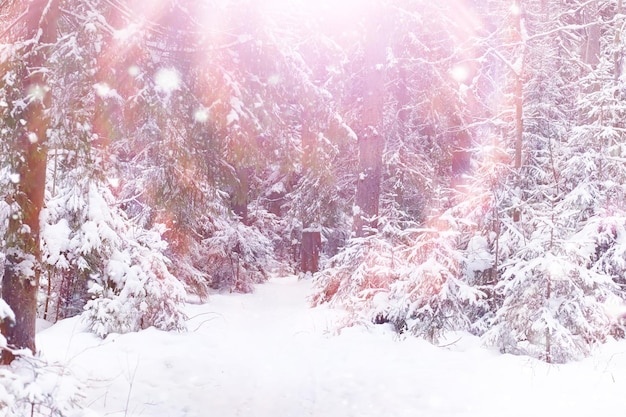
[249,201,297,274]
[313,215,488,342]
[312,235,398,309]
[41,179,188,337]
[484,250,614,363]
[161,202,287,297]
[1,304,79,409]
[484,201,618,363]
[377,218,488,342]
[83,223,187,338]
[42,176,186,337]
[203,218,274,293]
[164,229,213,300]
[0,356,84,417]
[581,215,626,287]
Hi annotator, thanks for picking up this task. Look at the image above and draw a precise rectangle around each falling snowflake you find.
[27,84,46,101]
[451,65,470,83]
[94,83,112,98]
[155,68,181,94]
[128,65,140,77]
[267,74,281,86]
[194,108,210,123]
[108,177,120,188]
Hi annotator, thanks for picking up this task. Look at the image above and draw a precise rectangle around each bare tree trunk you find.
[1,0,59,364]
[353,2,386,238]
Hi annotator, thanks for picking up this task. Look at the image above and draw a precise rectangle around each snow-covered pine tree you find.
[34,0,188,336]
[484,0,617,362]
[312,0,488,341]
[560,0,626,327]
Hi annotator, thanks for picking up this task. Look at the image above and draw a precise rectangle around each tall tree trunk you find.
[231,166,250,225]
[615,0,623,83]
[582,1,601,69]
[299,105,323,270]
[391,67,409,206]
[1,0,59,364]
[300,229,321,273]
[353,2,386,238]
[512,0,525,223]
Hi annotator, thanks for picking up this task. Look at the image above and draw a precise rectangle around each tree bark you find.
[391,67,409,206]
[300,230,321,273]
[231,166,250,225]
[582,1,601,69]
[353,2,386,238]
[615,0,623,83]
[1,0,59,364]
[512,0,525,223]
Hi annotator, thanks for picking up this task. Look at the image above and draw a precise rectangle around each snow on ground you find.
[38,276,626,417]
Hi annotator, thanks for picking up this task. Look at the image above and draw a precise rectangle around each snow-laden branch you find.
[526,14,625,43]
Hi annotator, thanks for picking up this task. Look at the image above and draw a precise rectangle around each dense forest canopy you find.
[1,0,626,384]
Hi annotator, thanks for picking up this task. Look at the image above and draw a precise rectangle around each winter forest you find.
[2,0,626,415]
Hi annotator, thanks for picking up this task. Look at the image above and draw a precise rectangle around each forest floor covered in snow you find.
[37,276,626,417]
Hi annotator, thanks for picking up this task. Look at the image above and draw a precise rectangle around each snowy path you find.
[38,276,626,417]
